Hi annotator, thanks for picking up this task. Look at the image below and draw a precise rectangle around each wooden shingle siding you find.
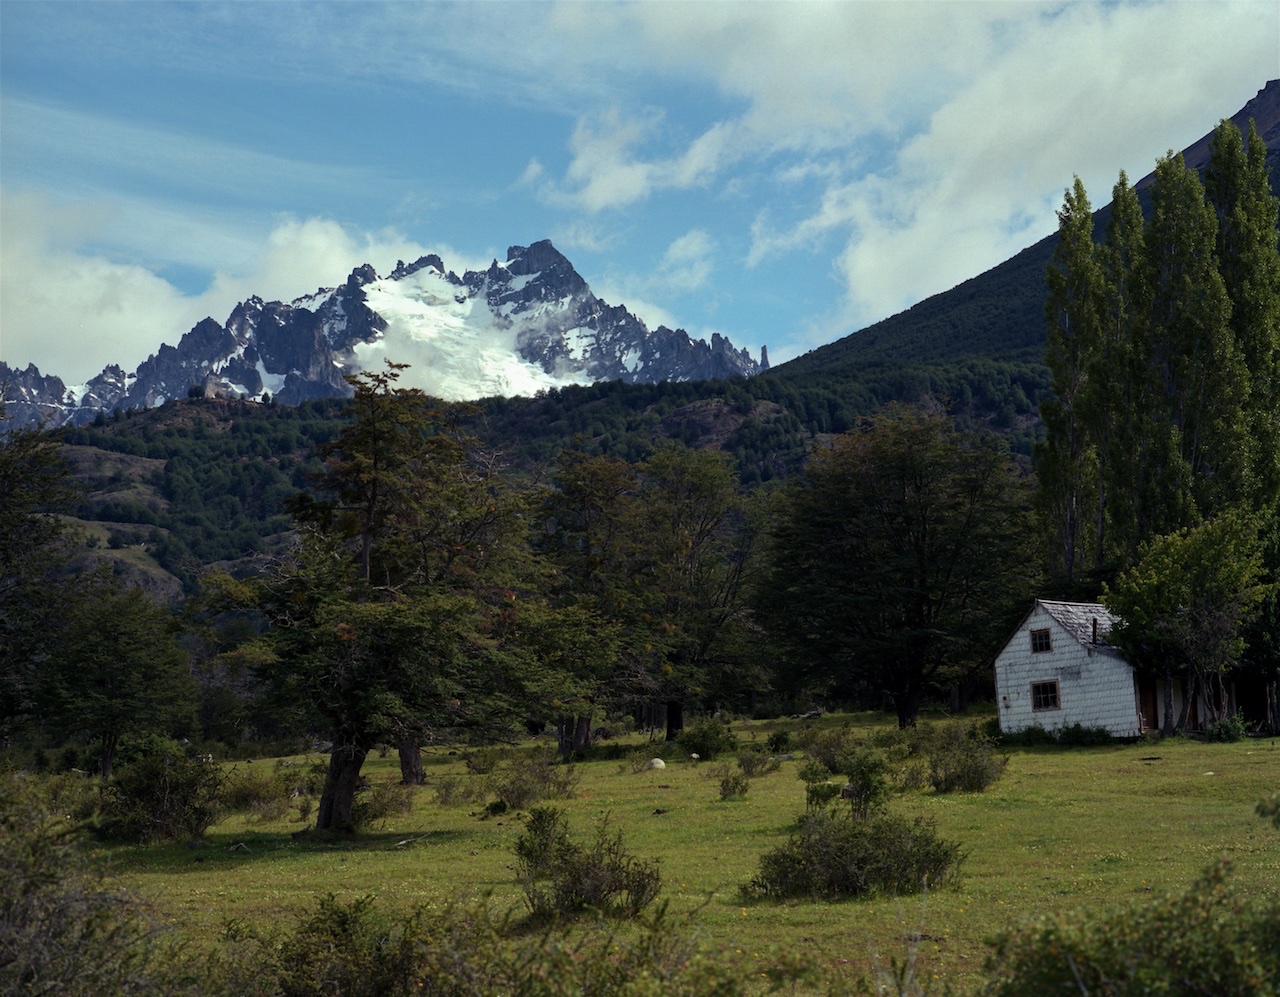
[994,600,1140,738]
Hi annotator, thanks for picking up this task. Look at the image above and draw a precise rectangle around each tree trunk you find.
[664,700,684,741]
[573,714,592,753]
[1175,674,1196,733]
[1161,669,1176,737]
[397,737,424,785]
[316,738,370,832]
[99,732,118,782]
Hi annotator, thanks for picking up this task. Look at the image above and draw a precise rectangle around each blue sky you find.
[2,1,1277,387]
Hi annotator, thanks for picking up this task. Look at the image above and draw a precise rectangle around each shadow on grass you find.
[101,827,474,874]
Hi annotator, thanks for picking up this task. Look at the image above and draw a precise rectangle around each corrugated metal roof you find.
[1037,599,1122,650]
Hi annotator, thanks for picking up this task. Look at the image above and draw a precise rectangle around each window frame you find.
[1031,679,1060,712]
[1029,628,1052,654]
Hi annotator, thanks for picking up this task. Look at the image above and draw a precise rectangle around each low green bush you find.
[0,775,188,995]
[833,745,891,818]
[796,724,859,771]
[983,860,1280,995]
[926,723,1007,793]
[351,779,414,830]
[491,750,579,810]
[515,812,662,922]
[743,807,962,902]
[719,772,750,800]
[676,717,739,760]
[1205,711,1248,743]
[432,772,486,807]
[736,744,780,777]
[97,740,226,843]
[221,764,294,822]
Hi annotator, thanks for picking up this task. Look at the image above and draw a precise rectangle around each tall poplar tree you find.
[1038,177,1102,586]
[1142,152,1241,525]
[1205,119,1280,511]
[1093,172,1149,568]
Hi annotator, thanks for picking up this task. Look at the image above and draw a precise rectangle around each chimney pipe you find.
[1092,617,1098,644]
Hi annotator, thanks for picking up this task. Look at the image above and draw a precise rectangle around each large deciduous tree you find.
[1104,510,1269,735]
[239,363,539,829]
[41,578,197,780]
[756,408,1038,727]
[537,443,759,743]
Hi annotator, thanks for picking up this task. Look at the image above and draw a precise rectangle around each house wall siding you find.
[994,604,1139,738]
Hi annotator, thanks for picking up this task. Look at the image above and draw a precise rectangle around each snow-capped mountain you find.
[0,240,766,430]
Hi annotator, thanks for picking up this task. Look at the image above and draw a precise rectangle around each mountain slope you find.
[773,79,1280,380]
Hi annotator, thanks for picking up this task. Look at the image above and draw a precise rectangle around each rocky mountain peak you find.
[1,239,763,431]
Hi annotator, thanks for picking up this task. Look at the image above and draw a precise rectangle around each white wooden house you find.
[993,600,1142,737]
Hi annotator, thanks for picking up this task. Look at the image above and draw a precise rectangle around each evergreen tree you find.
[0,422,78,740]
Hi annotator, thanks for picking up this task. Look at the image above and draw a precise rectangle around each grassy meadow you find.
[98,712,1280,991]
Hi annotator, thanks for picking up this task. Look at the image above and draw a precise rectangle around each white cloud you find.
[0,194,492,384]
[738,1,1279,335]
[657,230,716,294]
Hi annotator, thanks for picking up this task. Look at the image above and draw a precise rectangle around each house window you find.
[1031,680,1060,711]
[1030,628,1052,653]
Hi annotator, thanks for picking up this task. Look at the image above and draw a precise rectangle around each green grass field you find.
[99,713,1280,991]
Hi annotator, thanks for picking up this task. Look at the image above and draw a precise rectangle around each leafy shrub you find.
[795,725,859,771]
[253,894,423,997]
[676,718,738,760]
[719,772,750,800]
[0,774,185,995]
[743,807,962,901]
[492,749,579,810]
[833,745,892,818]
[1205,711,1248,743]
[766,730,793,754]
[513,806,573,880]
[1259,792,1280,830]
[210,893,819,996]
[351,779,414,830]
[624,748,654,774]
[433,773,486,807]
[736,744,780,777]
[462,746,506,774]
[221,764,294,822]
[806,782,843,808]
[998,722,1121,747]
[798,760,842,808]
[97,741,226,843]
[516,813,662,922]
[983,860,1280,995]
[926,723,1008,793]
[1055,723,1122,746]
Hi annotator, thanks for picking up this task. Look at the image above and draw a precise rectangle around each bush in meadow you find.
[743,806,962,902]
[676,717,739,761]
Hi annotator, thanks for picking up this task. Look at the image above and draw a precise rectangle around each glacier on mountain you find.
[0,240,764,430]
